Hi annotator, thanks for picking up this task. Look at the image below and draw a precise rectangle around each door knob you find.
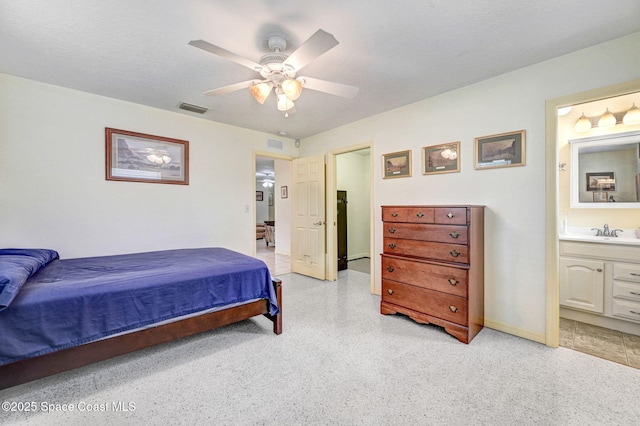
[313,221,324,226]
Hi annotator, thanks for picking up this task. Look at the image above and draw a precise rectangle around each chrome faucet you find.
[603,224,610,236]
[611,229,623,237]
[591,224,623,237]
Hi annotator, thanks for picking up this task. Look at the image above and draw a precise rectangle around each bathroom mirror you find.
[570,130,640,208]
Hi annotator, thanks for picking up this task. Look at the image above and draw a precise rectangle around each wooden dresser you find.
[380,205,485,343]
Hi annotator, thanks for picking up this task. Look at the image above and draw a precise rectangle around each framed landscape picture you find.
[383,150,412,179]
[474,130,525,170]
[106,128,189,185]
[422,142,460,175]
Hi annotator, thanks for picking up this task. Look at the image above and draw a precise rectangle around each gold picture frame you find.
[383,150,412,179]
[422,142,460,175]
[474,130,525,170]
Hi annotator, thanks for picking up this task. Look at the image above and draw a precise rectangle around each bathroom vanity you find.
[559,234,640,335]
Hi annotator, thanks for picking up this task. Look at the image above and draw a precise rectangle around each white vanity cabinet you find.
[559,239,640,334]
[559,257,604,313]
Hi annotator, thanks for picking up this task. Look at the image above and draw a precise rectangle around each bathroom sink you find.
[559,233,640,246]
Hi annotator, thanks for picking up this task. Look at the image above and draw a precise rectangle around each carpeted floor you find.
[2,270,640,425]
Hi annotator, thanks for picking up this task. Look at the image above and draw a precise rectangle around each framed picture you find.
[256,191,263,201]
[586,172,616,191]
[383,150,412,179]
[422,142,460,175]
[106,128,189,185]
[281,186,288,199]
[593,191,608,202]
[474,130,526,170]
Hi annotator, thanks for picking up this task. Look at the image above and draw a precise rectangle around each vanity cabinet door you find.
[559,257,605,313]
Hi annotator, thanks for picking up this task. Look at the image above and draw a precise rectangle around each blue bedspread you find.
[0,248,278,365]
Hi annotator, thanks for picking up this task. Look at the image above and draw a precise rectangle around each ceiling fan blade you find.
[189,40,263,72]
[299,77,359,98]
[204,80,261,97]
[283,29,339,71]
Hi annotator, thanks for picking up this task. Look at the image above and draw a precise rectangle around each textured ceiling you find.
[2,1,640,140]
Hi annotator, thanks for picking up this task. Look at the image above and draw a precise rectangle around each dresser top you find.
[381,205,486,208]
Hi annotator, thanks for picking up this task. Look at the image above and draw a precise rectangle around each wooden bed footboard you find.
[0,278,282,390]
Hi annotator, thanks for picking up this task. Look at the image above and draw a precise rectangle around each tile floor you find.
[560,317,640,369]
[255,242,291,277]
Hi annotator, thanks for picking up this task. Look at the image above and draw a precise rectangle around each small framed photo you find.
[422,142,460,175]
[592,191,608,202]
[383,150,412,179]
[474,130,525,170]
[106,128,189,184]
[256,191,263,201]
[586,172,615,191]
[281,186,288,199]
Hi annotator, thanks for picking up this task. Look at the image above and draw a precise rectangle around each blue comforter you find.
[0,248,278,365]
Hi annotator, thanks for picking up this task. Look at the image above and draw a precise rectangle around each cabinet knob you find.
[596,268,603,272]
[448,305,459,313]
[391,212,398,217]
[387,289,394,295]
[449,232,459,239]
[386,266,395,273]
[388,243,396,249]
[447,212,454,218]
[388,228,396,234]
[416,212,424,218]
[448,278,458,286]
[449,250,460,257]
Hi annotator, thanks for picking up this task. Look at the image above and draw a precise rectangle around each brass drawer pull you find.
[450,250,460,257]
[447,212,454,218]
[416,212,424,218]
[448,278,458,286]
[391,212,398,217]
[449,231,459,239]
[386,266,395,273]
[387,289,394,295]
[388,228,396,234]
[388,243,396,249]
[448,305,459,313]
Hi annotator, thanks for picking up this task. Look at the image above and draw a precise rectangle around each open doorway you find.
[326,144,374,288]
[254,152,294,277]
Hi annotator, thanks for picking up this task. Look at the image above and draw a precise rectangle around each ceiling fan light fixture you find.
[250,82,271,104]
[282,79,302,100]
[277,92,295,112]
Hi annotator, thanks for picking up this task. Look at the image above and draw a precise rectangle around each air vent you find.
[267,138,284,151]
[179,102,208,114]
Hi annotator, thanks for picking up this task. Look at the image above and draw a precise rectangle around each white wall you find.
[300,32,640,341]
[0,73,297,258]
[337,150,371,259]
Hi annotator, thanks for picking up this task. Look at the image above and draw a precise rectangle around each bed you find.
[0,247,282,390]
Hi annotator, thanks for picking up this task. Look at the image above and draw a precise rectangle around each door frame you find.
[253,150,295,257]
[544,79,640,347]
[326,142,375,293]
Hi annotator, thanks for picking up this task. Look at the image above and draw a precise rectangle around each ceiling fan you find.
[189,29,359,115]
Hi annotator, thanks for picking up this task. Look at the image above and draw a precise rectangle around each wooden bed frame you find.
[0,278,282,390]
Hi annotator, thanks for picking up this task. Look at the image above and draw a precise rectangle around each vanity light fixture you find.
[597,108,616,128]
[574,113,592,132]
[623,103,640,125]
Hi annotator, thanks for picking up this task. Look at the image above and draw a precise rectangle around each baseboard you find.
[484,318,546,344]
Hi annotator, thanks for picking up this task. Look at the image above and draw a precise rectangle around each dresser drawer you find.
[405,207,435,223]
[384,238,469,264]
[381,254,468,297]
[382,280,468,325]
[613,263,640,283]
[611,298,640,322]
[434,207,468,225]
[383,223,468,244]
[612,280,640,303]
[382,207,407,222]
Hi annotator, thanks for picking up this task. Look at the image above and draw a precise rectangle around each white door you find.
[291,154,326,279]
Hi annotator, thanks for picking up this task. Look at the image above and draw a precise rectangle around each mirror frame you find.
[569,129,640,208]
